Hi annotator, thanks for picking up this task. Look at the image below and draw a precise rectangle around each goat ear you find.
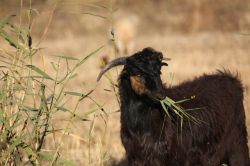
[130,76,146,96]
[130,75,164,102]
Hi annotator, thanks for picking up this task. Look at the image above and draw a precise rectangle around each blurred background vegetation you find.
[1,0,250,36]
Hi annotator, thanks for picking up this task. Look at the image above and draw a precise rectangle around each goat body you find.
[97,47,250,166]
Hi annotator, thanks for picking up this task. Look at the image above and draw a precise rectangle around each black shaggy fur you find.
[117,47,250,166]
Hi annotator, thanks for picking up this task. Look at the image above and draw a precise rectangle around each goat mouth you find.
[162,57,171,66]
[97,57,127,81]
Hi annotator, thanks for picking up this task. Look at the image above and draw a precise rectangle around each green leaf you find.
[221,164,228,166]
[160,100,171,118]
[64,91,83,97]
[50,62,58,71]
[23,146,38,159]
[26,65,53,80]
[79,89,95,101]
[38,151,77,166]
[25,23,30,35]
[57,73,78,84]
[160,96,200,124]
[0,29,27,52]
[69,73,78,79]
[0,15,16,28]
[83,107,99,116]
[175,98,191,104]
[88,115,96,136]
[64,89,95,101]
[184,107,204,112]
[56,106,89,121]
[56,106,70,112]
[55,55,79,61]
[75,45,104,68]
[0,130,8,141]
[8,22,25,39]
[21,105,39,112]
[27,76,54,80]
[170,107,183,118]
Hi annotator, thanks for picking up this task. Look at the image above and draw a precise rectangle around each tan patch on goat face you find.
[130,75,146,95]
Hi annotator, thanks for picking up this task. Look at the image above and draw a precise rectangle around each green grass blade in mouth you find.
[160,96,201,124]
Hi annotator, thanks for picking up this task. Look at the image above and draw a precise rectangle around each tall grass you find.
[0,3,109,165]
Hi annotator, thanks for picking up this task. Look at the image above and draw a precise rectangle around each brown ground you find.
[0,0,250,165]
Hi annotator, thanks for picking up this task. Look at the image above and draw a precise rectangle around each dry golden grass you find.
[32,32,249,165]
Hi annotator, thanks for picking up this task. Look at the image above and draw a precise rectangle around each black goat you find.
[97,47,250,166]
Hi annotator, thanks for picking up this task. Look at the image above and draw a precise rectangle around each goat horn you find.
[97,57,127,81]
[163,57,171,61]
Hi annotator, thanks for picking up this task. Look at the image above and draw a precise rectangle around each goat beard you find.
[130,75,165,102]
